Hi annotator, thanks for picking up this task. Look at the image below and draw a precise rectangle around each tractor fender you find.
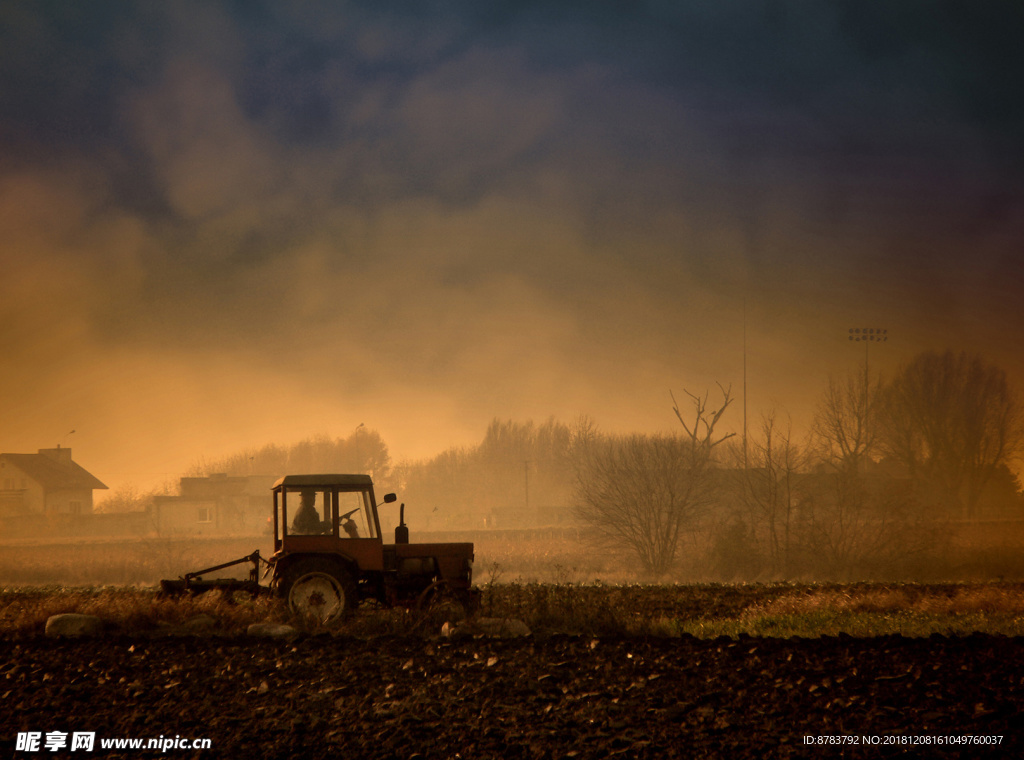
[272,552,357,590]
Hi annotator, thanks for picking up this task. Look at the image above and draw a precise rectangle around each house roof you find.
[0,453,108,490]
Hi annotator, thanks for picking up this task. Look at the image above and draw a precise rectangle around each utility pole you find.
[352,422,365,474]
[848,327,889,473]
[848,327,888,384]
[743,299,748,470]
[524,460,530,513]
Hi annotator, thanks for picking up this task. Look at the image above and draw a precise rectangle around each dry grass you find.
[4,525,1024,588]
[677,584,1024,639]
[745,585,1024,617]
[420,528,640,584]
[3,529,1024,640]
[0,587,286,638]
[480,580,1024,638]
[3,582,1024,639]
[0,538,275,586]
[0,533,612,587]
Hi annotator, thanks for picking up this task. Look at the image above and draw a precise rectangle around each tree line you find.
[588,349,1024,577]
[100,427,394,513]
[391,418,574,524]
[393,349,1023,579]
[187,426,393,485]
[125,349,1022,580]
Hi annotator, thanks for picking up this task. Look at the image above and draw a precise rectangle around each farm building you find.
[0,447,108,517]
[151,473,276,536]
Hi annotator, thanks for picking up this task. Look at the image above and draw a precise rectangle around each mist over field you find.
[2,1,1023,495]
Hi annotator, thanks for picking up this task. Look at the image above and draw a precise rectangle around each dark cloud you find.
[1,0,1022,488]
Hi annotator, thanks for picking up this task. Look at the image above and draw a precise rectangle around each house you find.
[0,447,108,517]
[151,473,276,536]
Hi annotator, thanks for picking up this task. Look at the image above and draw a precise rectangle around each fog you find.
[2,2,1022,492]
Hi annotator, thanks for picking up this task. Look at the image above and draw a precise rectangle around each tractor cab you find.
[271,474,395,572]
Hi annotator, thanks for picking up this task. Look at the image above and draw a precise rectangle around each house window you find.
[197,507,213,523]
[69,501,82,515]
[3,479,11,491]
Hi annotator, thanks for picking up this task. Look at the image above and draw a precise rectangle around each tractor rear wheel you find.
[415,580,475,628]
[278,559,356,624]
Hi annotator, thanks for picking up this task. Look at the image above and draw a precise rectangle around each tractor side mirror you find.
[384,493,397,503]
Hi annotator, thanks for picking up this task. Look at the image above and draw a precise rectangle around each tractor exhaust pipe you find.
[395,502,409,544]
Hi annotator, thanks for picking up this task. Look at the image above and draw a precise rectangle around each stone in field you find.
[45,613,104,638]
[182,614,219,631]
[444,616,531,638]
[247,622,298,640]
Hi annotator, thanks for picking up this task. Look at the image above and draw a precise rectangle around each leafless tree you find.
[810,370,882,475]
[737,411,803,576]
[671,383,736,461]
[95,482,149,513]
[571,386,733,575]
[798,370,937,578]
[879,350,1024,518]
[794,469,929,579]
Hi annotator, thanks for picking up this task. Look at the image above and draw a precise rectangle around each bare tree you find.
[810,370,881,475]
[797,363,953,577]
[95,482,163,513]
[738,411,803,576]
[879,350,1024,518]
[795,469,928,579]
[571,386,733,575]
[671,383,736,461]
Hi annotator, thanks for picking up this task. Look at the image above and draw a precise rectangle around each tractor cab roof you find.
[272,474,374,491]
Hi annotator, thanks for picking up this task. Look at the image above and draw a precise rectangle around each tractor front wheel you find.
[278,559,356,624]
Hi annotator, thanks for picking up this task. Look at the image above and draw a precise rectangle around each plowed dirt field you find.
[2,632,1021,758]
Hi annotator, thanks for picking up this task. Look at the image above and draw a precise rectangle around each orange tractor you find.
[161,474,478,622]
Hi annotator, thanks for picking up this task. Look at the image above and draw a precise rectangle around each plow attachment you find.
[159,550,270,597]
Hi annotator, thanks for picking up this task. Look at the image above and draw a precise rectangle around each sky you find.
[2,1,1023,494]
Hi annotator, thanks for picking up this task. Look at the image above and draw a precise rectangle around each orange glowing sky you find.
[1,2,1022,493]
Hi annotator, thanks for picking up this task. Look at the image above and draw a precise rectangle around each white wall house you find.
[0,447,108,516]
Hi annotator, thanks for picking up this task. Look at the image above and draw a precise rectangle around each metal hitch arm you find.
[159,550,269,597]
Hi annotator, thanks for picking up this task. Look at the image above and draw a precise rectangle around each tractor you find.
[160,474,478,622]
